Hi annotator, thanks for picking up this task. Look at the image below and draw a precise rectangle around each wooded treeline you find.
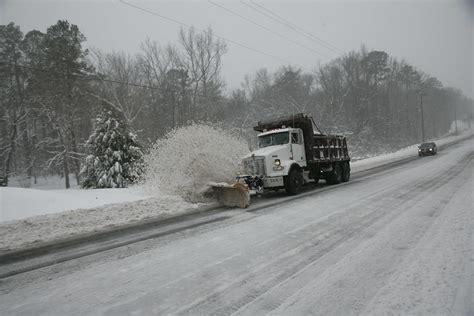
[233,48,472,156]
[1,21,472,187]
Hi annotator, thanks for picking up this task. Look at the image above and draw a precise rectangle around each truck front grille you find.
[242,156,266,176]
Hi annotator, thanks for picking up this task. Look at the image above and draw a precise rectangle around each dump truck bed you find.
[311,134,350,163]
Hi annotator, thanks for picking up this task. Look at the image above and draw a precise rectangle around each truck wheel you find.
[285,169,302,195]
[327,163,342,185]
[310,169,320,185]
[341,162,350,182]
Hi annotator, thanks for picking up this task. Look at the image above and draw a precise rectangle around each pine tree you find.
[80,105,143,188]
[33,20,93,188]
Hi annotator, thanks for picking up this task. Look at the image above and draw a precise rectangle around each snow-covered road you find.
[1,139,472,315]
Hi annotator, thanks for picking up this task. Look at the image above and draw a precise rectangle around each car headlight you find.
[429,148,432,151]
[274,159,281,166]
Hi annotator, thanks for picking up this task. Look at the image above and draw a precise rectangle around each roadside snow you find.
[0,192,204,252]
[0,187,148,222]
[351,129,473,173]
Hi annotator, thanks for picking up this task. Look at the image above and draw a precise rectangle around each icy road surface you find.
[1,139,473,315]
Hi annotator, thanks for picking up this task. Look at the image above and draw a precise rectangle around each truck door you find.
[291,130,306,166]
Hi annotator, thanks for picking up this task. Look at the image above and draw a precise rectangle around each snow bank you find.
[143,123,249,202]
[0,187,148,222]
[351,128,473,173]
[0,190,203,252]
[0,124,248,251]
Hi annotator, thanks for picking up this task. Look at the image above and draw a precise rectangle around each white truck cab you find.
[240,127,307,192]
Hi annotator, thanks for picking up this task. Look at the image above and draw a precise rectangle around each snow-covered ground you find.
[7,174,81,190]
[0,192,203,253]
[0,186,148,222]
[0,128,472,253]
[0,136,472,314]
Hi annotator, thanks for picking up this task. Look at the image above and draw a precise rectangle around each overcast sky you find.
[1,0,473,97]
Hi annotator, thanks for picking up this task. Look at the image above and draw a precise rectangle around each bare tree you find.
[90,50,147,127]
[140,40,189,131]
[178,26,227,121]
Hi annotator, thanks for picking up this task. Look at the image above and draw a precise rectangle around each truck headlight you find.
[273,159,284,171]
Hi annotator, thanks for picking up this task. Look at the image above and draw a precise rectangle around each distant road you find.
[0,139,472,315]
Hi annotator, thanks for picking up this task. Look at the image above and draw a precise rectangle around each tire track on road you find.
[175,151,473,315]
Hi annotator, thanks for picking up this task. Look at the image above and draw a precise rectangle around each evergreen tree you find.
[25,20,93,188]
[0,23,27,186]
[80,105,143,188]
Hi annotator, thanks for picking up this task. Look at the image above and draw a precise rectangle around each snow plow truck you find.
[211,113,351,208]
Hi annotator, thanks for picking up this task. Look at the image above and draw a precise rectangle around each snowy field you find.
[0,127,472,253]
[0,186,148,222]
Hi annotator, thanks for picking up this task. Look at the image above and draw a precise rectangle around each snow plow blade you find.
[208,182,250,208]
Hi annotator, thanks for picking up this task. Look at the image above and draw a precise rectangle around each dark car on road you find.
[418,142,437,156]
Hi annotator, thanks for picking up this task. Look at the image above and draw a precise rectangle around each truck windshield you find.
[258,132,289,148]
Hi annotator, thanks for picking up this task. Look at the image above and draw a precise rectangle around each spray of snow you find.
[143,124,249,202]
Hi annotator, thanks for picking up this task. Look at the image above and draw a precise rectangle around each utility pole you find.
[454,101,458,135]
[419,92,425,142]
[469,100,473,129]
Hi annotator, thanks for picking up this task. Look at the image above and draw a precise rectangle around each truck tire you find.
[309,168,320,185]
[341,162,350,182]
[327,163,342,185]
[312,176,319,185]
[285,169,302,195]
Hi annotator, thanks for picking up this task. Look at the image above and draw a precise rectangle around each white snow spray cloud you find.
[143,123,249,202]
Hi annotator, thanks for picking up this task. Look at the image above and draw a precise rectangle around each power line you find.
[119,0,297,66]
[250,0,343,54]
[240,0,341,54]
[3,61,313,118]
[244,0,343,55]
[0,61,230,101]
[208,0,329,59]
